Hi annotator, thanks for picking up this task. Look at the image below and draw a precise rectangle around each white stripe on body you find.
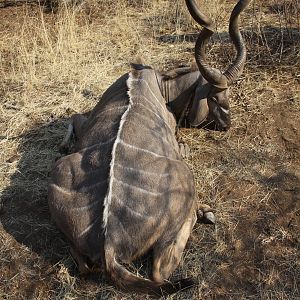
[102,75,135,232]
[102,72,180,233]
[114,164,170,178]
[78,216,100,237]
[114,178,164,197]
[120,139,180,162]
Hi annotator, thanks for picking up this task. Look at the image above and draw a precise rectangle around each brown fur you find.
[49,68,199,296]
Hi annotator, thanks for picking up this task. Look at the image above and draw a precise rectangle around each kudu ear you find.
[187,83,210,126]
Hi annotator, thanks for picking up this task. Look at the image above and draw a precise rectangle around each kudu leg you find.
[73,113,88,139]
[197,204,216,225]
[59,114,87,153]
[70,247,91,274]
[59,123,74,153]
[70,247,102,274]
[178,142,191,159]
[152,211,197,283]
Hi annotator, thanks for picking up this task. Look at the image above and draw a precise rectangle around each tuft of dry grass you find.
[0,0,299,299]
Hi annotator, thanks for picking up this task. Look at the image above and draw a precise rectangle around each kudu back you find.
[48,0,251,296]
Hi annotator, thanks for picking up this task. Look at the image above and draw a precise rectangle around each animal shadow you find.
[1,118,71,263]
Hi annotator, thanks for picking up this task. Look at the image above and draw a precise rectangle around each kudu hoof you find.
[197,204,216,225]
[179,143,191,159]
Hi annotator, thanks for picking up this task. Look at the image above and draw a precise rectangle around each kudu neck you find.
[156,71,201,121]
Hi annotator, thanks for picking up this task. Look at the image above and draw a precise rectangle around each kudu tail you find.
[104,248,194,296]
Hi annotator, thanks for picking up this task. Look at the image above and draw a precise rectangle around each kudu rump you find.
[48,0,250,296]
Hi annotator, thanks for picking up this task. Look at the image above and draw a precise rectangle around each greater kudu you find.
[48,0,251,296]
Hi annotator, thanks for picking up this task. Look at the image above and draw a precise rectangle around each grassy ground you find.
[0,0,299,299]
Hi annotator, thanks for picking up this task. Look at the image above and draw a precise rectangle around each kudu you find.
[48,0,250,296]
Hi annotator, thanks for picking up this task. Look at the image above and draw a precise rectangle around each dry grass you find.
[0,0,299,299]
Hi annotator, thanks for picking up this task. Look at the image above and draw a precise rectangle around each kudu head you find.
[185,0,251,131]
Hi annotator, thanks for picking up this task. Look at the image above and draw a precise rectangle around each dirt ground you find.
[0,0,299,299]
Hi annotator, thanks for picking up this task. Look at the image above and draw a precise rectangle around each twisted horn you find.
[185,0,214,31]
[186,0,228,89]
[223,0,251,84]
